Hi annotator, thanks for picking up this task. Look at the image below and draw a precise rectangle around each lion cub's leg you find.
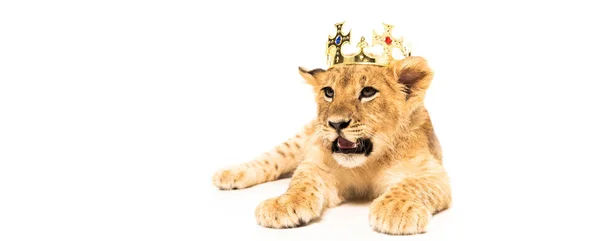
[370,172,451,235]
[212,121,316,190]
[255,161,342,228]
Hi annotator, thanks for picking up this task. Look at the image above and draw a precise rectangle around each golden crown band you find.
[326,22,411,68]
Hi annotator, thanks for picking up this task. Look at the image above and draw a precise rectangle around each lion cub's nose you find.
[328,119,351,131]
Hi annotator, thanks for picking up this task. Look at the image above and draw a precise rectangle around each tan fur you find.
[213,56,451,235]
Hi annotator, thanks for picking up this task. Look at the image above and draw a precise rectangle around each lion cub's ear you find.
[299,67,326,87]
[391,56,434,100]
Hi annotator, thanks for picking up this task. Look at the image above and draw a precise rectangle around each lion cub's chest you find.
[333,165,387,199]
[330,156,430,199]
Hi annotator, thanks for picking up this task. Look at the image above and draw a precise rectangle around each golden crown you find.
[326,22,411,68]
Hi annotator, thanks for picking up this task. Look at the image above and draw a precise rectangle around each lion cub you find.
[213,56,451,235]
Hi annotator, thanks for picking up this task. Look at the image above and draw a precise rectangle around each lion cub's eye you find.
[360,87,379,101]
[322,87,334,101]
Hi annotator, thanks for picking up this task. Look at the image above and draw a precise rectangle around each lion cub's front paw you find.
[369,197,431,235]
[255,192,323,228]
[212,165,256,190]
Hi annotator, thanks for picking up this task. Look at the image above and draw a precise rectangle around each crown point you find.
[357,36,368,49]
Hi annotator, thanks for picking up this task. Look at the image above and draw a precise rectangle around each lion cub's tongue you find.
[337,137,358,149]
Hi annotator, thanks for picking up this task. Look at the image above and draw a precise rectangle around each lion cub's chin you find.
[332,153,368,168]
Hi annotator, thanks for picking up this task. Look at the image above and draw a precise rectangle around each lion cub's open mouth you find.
[332,136,373,156]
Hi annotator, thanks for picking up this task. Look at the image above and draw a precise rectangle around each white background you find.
[1,0,600,240]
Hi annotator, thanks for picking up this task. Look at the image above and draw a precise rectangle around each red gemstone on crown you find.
[385,36,392,45]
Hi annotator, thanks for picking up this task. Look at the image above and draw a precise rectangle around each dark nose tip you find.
[328,119,351,131]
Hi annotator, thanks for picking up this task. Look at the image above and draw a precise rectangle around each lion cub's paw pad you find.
[369,199,431,235]
[255,194,321,228]
[212,166,255,190]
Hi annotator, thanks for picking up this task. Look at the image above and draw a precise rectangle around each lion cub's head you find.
[299,56,434,168]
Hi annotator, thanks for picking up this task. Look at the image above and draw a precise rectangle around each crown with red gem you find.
[326,22,411,68]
